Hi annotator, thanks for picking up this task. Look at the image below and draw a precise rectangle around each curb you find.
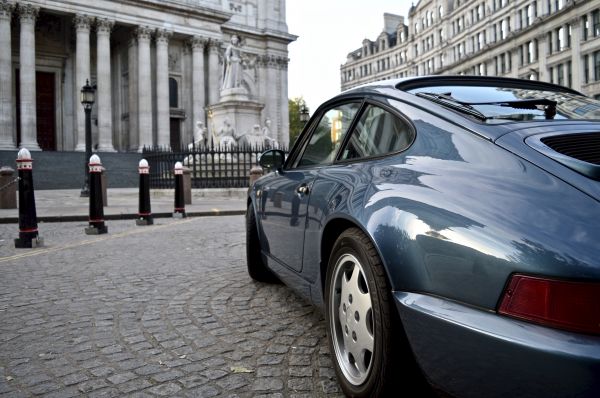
[0,209,246,224]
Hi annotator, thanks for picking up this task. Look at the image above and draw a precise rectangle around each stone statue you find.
[217,118,237,147]
[222,35,242,90]
[193,120,207,145]
[261,118,277,147]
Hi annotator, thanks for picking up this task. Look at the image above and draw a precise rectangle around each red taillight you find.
[498,274,600,335]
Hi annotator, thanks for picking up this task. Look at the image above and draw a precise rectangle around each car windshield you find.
[409,85,600,123]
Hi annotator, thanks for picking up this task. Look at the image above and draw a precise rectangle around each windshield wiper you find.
[416,92,487,121]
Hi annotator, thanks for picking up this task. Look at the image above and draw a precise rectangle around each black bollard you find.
[136,159,153,226]
[85,154,108,235]
[14,148,43,248]
[173,161,186,218]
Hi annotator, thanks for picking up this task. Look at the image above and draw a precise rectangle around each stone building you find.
[0,0,295,152]
[340,0,600,100]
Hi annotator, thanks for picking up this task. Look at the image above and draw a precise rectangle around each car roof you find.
[329,76,588,142]
[347,75,583,96]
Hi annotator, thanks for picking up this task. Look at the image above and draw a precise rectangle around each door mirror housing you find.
[259,149,286,171]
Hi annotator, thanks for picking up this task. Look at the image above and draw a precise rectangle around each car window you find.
[297,103,361,167]
[340,105,414,160]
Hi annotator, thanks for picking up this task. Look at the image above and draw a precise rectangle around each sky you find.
[286,0,413,114]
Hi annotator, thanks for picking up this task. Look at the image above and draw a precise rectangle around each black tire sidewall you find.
[324,228,390,398]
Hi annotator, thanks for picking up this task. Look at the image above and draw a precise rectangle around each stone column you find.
[0,1,15,150]
[207,39,221,106]
[155,29,172,148]
[96,18,115,152]
[18,4,40,151]
[265,54,278,136]
[570,19,581,91]
[537,34,548,81]
[73,14,92,151]
[278,57,289,147]
[136,26,153,151]
[589,51,596,82]
[128,34,138,151]
[190,36,207,127]
[510,49,518,78]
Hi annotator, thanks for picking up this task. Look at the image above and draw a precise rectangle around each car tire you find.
[246,205,278,283]
[324,227,430,397]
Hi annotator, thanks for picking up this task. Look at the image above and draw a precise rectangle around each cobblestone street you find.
[0,216,342,397]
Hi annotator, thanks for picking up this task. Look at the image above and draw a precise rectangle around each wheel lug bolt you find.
[342,303,346,312]
[354,311,359,321]
[352,331,357,341]
[345,325,349,334]
[349,294,353,304]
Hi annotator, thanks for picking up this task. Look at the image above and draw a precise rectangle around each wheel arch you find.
[319,216,392,298]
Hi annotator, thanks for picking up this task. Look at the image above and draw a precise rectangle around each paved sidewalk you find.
[0,188,247,223]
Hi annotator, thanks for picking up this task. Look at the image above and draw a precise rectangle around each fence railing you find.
[142,142,287,189]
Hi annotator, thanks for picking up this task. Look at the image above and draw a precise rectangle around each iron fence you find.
[142,142,287,189]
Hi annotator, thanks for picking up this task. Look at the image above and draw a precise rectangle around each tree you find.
[288,97,308,146]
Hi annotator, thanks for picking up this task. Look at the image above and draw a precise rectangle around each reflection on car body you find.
[246,76,600,398]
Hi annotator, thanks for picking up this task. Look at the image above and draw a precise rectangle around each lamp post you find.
[80,79,95,197]
[299,104,310,125]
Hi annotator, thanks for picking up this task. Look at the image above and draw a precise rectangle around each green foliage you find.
[288,97,308,146]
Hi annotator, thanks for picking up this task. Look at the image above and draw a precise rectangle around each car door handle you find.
[297,185,309,195]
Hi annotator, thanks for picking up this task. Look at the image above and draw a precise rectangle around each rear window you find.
[409,85,600,123]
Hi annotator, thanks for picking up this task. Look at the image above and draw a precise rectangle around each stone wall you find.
[0,151,140,189]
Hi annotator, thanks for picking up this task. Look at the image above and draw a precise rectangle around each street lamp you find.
[299,104,310,124]
[80,79,95,197]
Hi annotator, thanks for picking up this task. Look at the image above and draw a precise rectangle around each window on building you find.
[439,5,444,18]
[566,24,571,48]
[567,61,572,88]
[593,10,600,37]
[595,51,600,81]
[548,31,553,54]
[501,19,508,39]
[518,47,524,66]
[528,3,536,25]
[549,66,554,83]
[582,15,588,40]
[557,27,564,51]
[439,29,444,43]
[557,63,564,86]
[555,0,564,11]
[414,44,419,57]
[528,40,535,63]
[584,54,590,83]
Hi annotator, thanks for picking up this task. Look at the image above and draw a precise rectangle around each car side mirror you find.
[259,149,285,171]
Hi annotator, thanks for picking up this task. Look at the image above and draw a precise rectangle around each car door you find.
[260,101,362,272]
